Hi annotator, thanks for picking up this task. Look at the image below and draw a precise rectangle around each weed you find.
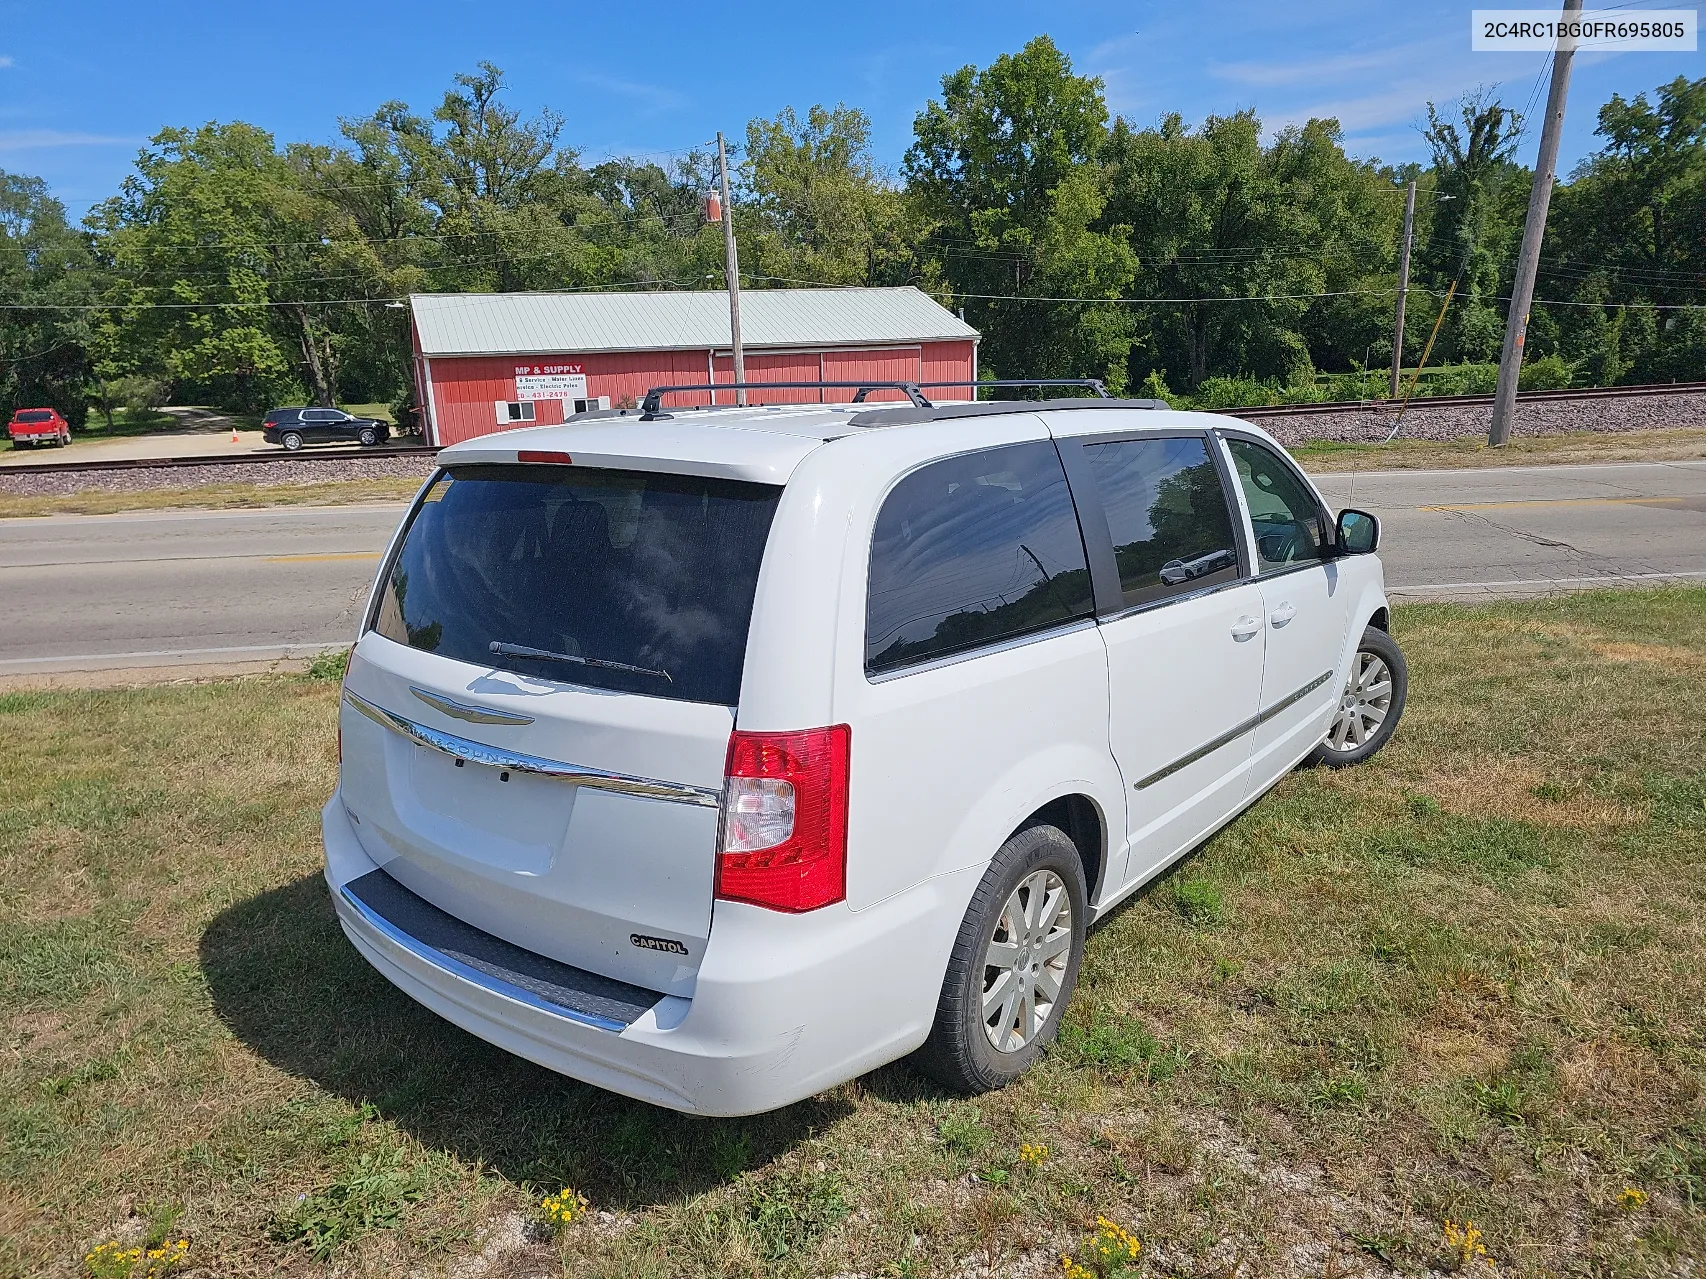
[1171,879,1227,926]
[1442,1218,1490,1270]
[938,1108,994,1158]
[1055,1011,1184,1082]
[306,648,350,682]
[83,1238,188,1278]
[539,1187,587,1234]
[1407,793,1442,818]
[1620,1186,1648,1211]
[271,1147,427,1260]
[743,1169,848,1261]
[1312,1073,1369,1108]
[1062,1215,1142,1278]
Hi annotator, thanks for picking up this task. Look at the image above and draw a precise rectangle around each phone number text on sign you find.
[514,367,589,401]
[1473,9,1697,50]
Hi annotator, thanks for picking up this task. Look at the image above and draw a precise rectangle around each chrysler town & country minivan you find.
[323,388,1404,1115]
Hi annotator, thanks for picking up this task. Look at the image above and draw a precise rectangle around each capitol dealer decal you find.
[514,363,588,401]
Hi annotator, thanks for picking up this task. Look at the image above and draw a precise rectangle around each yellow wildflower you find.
[1619,1186,1648,1210]
[540,1187,589,1232]
[1020,1142,1050,1168]
[1061,1258,1095,1279]
[1443,1218,1489,1268]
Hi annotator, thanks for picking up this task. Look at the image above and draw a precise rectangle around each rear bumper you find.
[322,790,973,1115]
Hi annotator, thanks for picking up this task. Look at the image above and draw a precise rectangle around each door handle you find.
[1230,616,1261,641]
[1269,602,1297,627]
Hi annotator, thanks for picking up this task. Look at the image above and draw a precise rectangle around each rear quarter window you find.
[371,464,781,706]
[866,440,1094,675]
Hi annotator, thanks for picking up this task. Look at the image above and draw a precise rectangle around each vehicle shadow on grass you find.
[197,873,851,1207]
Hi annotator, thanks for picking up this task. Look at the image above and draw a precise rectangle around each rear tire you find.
[280,430,304,452]
[911,823,1087,1094]
[358,427,378,447]
[1309,625,1407,768]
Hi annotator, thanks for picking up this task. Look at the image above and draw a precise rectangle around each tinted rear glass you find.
[372,464,781,705]
[866,440,1093,674]
[1082,435,1241,608]
[14,410,52,423]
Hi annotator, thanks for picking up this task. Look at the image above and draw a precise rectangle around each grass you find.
[0,478,425,520]
[2,589,1705,1277]
[1295,426,1706,472]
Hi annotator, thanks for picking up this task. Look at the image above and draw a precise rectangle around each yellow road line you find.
[266,552,383,563]
[1423,496,1689,512]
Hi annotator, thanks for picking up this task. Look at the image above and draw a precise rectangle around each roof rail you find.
[915,378,1111,399]
[638,381,931,419]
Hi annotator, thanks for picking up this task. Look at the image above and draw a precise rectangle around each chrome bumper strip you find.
[342,688,722,809]
[1135,669,1334,791]
[337,883,630,1033]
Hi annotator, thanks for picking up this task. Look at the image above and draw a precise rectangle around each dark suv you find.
[262,407,390,450]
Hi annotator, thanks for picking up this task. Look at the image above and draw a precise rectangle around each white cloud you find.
[565,72,686,114]
[1210,48,1411,88]
[0,56,15,69]
[0,129,130,151]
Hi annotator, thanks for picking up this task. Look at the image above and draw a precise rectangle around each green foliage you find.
[306,648,350,682]
[1171,879,1227,926]
[1055,1011,1185,1081]
[3,57,1698,425]
[937,1107,994,1158]
[270,1147,428,1260]
[741,1169,849,1261]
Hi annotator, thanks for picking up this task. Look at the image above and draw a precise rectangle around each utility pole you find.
[1488,0,1582,445]
[1390,179,1416,400]
[716,132,747,407]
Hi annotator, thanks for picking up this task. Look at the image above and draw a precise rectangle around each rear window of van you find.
[371,464,781,705]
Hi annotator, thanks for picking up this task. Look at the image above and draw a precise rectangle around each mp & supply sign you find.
[514,363,588,401]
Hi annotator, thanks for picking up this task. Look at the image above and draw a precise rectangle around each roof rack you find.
[639,381,931,419]
[915,378,1110,399]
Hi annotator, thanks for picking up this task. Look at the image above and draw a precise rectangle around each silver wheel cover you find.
[1324,651,1393,753]
[981,868,1072,1053]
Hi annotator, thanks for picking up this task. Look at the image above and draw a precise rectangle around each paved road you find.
[2,459,1703,675]
[1312,458,1706,599]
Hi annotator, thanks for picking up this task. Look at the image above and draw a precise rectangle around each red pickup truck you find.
[8,407,71,448]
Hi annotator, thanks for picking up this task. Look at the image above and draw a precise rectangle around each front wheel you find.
[357,427,378,447]
[1309,625,1407,767]
[911,823,1087,1094]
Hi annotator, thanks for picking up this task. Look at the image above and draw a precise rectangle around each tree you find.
[1106,112,1394,388]
[1549,76,1706,382]
[1418,90,1526,363]
[0,172,92,427]
[740,104,912,287]
[905,36,1138,386]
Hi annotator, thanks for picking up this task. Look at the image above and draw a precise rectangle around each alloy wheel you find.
[981,868,1072,1053]
[1325,651,1393,752]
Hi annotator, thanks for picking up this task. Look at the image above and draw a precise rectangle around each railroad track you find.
[1232,380,1706,418]
[4,380,1703,476]
[0,444,439,478]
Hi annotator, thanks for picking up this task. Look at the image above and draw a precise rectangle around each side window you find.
[1082,435,1241,609]
[1225,437,1329,573]
[866,441,1094,675]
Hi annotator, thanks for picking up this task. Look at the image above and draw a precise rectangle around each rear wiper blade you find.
[488,640,673,683]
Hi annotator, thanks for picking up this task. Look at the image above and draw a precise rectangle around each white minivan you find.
[323,386,1405,1116]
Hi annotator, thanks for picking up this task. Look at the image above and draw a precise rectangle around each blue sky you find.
[1,0,1699,217]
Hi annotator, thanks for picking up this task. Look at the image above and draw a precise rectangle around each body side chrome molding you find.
[337,884,630,1033]
[410,686,535,726]
[343,688,721,808]
[1134,670,1333,791]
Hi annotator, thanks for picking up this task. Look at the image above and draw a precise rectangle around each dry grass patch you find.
[1296,426,1706,472]
[2,589,1705,1277]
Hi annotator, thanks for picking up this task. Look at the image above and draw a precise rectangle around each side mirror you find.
[1336,508,1380,555]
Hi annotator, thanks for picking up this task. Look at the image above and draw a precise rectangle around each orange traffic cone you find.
[232,428,239,443]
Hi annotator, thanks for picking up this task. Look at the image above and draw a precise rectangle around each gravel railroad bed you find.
[0,453,438,500]
[2,387,1703,500]
[1238,388,1706,445]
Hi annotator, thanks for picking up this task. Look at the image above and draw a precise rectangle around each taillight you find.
[716,725,850,913]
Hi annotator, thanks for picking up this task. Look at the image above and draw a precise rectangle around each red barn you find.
[408,287,981,446]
